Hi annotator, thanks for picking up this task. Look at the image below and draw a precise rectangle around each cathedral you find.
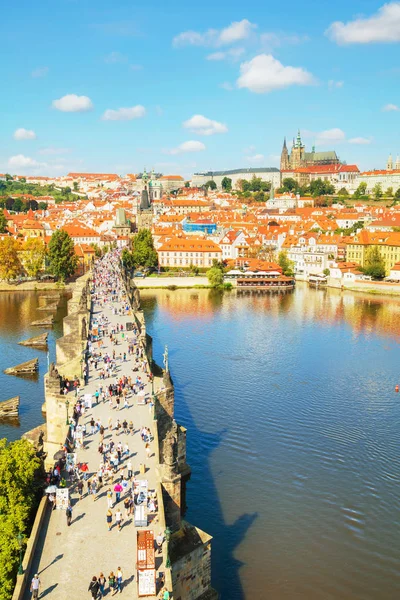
[280,130,340,171]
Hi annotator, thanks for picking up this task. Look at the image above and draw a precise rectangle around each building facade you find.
[158,238,222,268]
[191,168,281,191]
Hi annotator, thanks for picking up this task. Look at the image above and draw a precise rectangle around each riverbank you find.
[135,276,210,288]
[0,281,73,292]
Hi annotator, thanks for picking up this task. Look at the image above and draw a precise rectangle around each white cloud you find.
[166,141,206,155]
[326,3,400,45]
[105,51,127,64]
[207,47,245,61]
[328,79,344,89]
[173,19,256,47]
[31,67,48,78]
[348,137,371,145]
[13,128,37,140]
[220,82,234,91]
[246,153,265,164]
[316,128,346,143]
[183,114,227,136]
[7,154,45,170]
[237,54,315,93]
[39,147,70,155]
[303,128,370,145]
[219,19,256,44]
[102,105,146,121]
[383,103,399,111]
[260,32,309,50]
[52,94,93,112]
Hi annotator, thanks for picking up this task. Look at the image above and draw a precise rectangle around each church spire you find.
[387,154,393,170]
[283,137,287,150]
[296,129,302,148]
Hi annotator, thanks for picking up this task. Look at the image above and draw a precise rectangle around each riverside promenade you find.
[23,256,166,600]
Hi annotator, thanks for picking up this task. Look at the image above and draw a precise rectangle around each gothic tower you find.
[280,137,290,171]
[387,154,393,170]
[136,168,153,231]
[396,156,400,170]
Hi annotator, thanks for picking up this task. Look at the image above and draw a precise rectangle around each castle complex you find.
[280,130,340,171]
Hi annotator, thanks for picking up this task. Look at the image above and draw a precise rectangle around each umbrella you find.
[53,450,65,461]
[45,485,58,494]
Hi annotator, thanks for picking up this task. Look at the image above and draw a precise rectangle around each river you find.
[2,285,400,599]
[0,291,69,442]
[140,285,400,600]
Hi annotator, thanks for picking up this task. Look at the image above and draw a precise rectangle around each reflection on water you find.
[0,292,69,442]
[141,285,400,600]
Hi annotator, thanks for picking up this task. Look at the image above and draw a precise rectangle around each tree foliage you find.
[0,438,43,600]
[353,182,367,199]
[24,238,46,278]
[48,229,78,281]
[363,246,386,278]
[281,177,297,192]
[372,183,383,200]
[221,177,232,192]
[309,178,335,197]
[122,230,158,271]
[207,266,224,287]
[205,180,217,191]
[0,210,8,234]
[0,238,22,281]
[278,250,294,276]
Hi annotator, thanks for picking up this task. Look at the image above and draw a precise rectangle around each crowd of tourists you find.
[36,251,168,599]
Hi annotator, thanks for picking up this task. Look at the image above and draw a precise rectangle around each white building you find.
[191,168,281,191]
[287,246,329,276]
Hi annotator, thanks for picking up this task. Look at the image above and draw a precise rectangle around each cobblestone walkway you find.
[23,267,164,600]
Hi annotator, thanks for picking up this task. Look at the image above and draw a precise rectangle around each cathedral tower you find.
[280,138,290,171]
[387,154,393,170]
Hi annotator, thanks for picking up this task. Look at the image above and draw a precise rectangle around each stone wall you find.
[43,273,91,467]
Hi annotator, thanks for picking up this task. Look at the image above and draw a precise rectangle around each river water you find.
[0,291,69,442]
[2,286,400,599]
[140,285,400,600]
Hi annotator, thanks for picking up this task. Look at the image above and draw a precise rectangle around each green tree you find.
[249,175,262,192]
[337,187,349,196]
[309,178,335,197]
[323,268,330,276]
[363,246,386,278]
[24,238,46,278]
[254,191,266,202]
[121,247,135,270]
[73,181,79,192]
[184,181,190,188]
[5,174,13,181]
[354,182,367,198]
[205,180,217,191]
[12,198,23,212]
[239,179,250,192]
[221,177,232,192]
[0,238,22,281]
[395,188,400,200]
[48,229,78,281]
[282,177,297,192]
[38,202,48,210]
[207,266,224,287]
[129,229,158,269]
[0,438,43,600]
[0,210,8,233]
[385,186,393,197]
[372,183,383,200]
[278,250,294,276]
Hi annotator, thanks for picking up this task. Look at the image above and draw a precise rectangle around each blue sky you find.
[1,0,399,177]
